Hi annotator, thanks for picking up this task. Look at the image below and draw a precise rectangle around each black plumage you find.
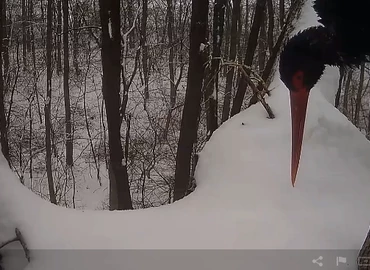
[279,0,370,186]
[280,0,370,91]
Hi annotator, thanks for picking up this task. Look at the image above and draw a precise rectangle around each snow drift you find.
[1,1,370,269]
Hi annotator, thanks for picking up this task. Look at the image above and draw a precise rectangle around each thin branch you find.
[0,237,18,249]
[0,228,30,262]
[223,62,275,119]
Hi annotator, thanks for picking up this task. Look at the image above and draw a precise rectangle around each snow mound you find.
[1,1,370,269]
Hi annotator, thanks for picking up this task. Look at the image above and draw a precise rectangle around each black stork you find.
[279,0,370,186]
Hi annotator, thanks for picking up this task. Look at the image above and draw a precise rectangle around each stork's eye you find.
[294,71,303,81]
[292,71,305,90]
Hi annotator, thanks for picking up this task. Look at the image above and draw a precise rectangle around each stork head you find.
[279,26,337,186]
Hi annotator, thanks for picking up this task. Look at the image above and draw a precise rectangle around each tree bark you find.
[222,0,240,123]
[63,0,73,167]
[167,0,176,108]
[46,0,57,204]
[279,0,285,28]
[266,0,274,53]
[2,0,9,75]
[99,0,133,210]
[223,3,231,73]
[56,0,62,75]
[230,0,267,117]
[22,0,27,69]
[335,66,345,108]
[354,62,365,127]
[141,0,149,102]
[173,0,209,201]
[240,0,250,61]
[258,9,267,72]
[72,3,81,76]
[0,0,10,165]
[205,0,226,138]
[343,70,353,118]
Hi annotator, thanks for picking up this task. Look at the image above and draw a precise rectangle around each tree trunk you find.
[248,0,303,107]
[240,0,250,60]
[63,0,73,167]
[258,9,267,72]
[2,0,9,76]
[354,62,365,127]
[173,0,209,201]
[56,0,62,75]
[335,66,345,108]
[141,0,149,102]
[358,229,370,270]
[72,3,80,76]
[46,0,57,204]
[222,0,240,123]
[223,3,231,74]
[162,0,176,140]
[205,0,226,138]
[279,0,284,28]
[230,0,267,117]
[0,0,10,165]
[167,0,176,108]
[266,0,274,53]
[99,0,133,210]
[22,0,27,69]
[343,70,353,118]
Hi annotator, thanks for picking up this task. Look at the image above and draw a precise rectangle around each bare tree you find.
[266,0,274,53]
[222,0,240,123]
[205,0,227,137]
[99,0,133,210]
[174,0,209,201]
[141,0,150,103]
[258,8,267,71]
[72,2,81,76]
[0,0,10,165]
[279,0,285,28]
[22,0,27,69]
[63,0,73,167]
[167,0,176,108]
[57,0,62,75]
[343,70,353,118]
[46,0,57,204]
[230,0,267,117]
[354,62,365,126]
[335,66,345,108]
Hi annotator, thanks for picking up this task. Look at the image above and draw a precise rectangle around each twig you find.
[15,228,30,262]
[0,237,18,249]
[0,228,30,262]
[222,62,275,119]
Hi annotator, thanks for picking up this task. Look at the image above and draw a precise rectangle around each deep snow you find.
[1,0,370,269]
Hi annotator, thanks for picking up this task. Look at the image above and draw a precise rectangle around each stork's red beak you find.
[289,87,309,186]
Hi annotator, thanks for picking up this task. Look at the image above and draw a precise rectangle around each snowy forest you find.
[1,0,370,268]
[1,0,369,211]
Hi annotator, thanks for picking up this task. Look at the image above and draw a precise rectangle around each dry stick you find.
[0,228,30,262]
[0,237,18,249]
[223,61,275,119]
[223,61,271,95]
[15,228,30,262]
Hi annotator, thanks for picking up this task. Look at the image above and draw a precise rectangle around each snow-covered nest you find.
[1,1,370,269]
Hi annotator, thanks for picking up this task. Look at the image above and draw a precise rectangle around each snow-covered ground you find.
[1,1,370,269]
